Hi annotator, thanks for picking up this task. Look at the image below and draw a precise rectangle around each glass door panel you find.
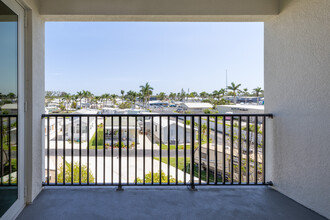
[0,0,18,216]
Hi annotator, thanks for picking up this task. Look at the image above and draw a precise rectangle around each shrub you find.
[135,171,179,183]
[57,161,94,183]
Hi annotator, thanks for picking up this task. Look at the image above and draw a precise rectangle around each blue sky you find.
[46,22,264,96]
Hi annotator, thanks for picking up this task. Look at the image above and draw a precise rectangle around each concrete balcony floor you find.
[17,186,325,220]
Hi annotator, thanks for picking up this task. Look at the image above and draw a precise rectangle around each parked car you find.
[225,112,233,120]
[169,104,176,107]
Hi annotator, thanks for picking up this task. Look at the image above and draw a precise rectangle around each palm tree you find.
[219,88,226,98]
[62,94,71,112]
[140,82,153,108]
[242,88,250,104]
[126,90,138,107]
[120,90,125,102]
[103,93,111,107]
[212,90,221,100]
[111,94,117,106]
[199,91,208,100]
[157,92,166,101]
[253,87,264,105]
[169,92,176,101]
[76,91,83,109]
[227,82,242,104]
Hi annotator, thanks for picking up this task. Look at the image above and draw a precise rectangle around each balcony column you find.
[22,0,45,204]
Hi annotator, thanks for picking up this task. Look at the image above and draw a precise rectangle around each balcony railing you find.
[0,115,18,186]
[42,113,273,189]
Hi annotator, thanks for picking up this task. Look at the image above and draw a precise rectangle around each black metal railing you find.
[0,115,18,186]
[42,113,273,188]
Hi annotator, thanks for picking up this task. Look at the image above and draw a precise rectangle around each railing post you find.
[117,116,124,191]
[189,116,197,191]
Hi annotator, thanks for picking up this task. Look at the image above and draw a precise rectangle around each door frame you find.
[1,0,25,219]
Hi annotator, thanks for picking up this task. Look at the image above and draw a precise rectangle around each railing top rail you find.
[0,114,18,117]
[42,113,273,118]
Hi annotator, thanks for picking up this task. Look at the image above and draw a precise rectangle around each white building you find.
[217,104,264,114]
[182,102,213,113]
[146,117,194,145]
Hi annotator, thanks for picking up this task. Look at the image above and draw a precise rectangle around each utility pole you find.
[226,69,228,92]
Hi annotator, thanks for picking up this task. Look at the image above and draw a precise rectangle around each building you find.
[182,102,213,113]
[0,103,18,114]
[0,0,329,219]
[217,104,264,114]
[146,117,194,144]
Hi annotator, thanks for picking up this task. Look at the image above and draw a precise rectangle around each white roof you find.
[183,102,213,109]
[1,103,17,110]
[219,104,264,110]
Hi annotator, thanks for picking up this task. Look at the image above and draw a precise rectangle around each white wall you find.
[20,0,45,204]
[265,0,330,218]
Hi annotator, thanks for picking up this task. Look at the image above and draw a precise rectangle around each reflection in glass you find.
[0,1,18,217]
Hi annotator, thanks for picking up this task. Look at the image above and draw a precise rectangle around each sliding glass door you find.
[0,0,24,217]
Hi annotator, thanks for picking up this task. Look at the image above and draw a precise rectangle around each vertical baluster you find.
[127,116,129,185]
[189,116,195,190]
[222,116,226,184]
[0,117,3,185]
[15,116,18,186]
[184,116,186,184]
[8,117,11,185]
[262,116,266,184]
[103,116,106,185]
[71,116,74,185]
[134,116,137,185]
[198,116,202,185]
[95,116,97,185]
[63,117,66,185]
[111,116,114,185]
[238,116,242,184]
[79,116,82,185]
[87,116,89,185]
[207,116,210,184]
[143,116,145,185]
[247,116,250,184]
[118,116,122,190]
[175,116,178,185]
[47,116,50,185]
[159,116,162,185]
[214,116,218,184]
[167,116,170,185]
[230,116,234,184]
[151,116,154,185]
[254,116,258,184]
[55,116,58,185]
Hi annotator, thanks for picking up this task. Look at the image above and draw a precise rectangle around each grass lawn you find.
[154,157,222,183]
[160,144,191,150]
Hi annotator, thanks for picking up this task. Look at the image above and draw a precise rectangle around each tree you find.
[62,94,71,112]
[199,91,208,99]
[253,87,264,105]
[76,91,83,109]
[169,92,176,101]
[111,94,117,105]
[242,88,250,104]
[227,82,242,104]
[135,171,177,184]
[120,90,125,102]
[219,88,226,98]
[140,82,153,108]
[57,161,95,184]
[212,90,221,100]
[157,92,166,101]
[126,90,137,107]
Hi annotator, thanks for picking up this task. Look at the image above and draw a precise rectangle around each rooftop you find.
[182,103,213,109]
